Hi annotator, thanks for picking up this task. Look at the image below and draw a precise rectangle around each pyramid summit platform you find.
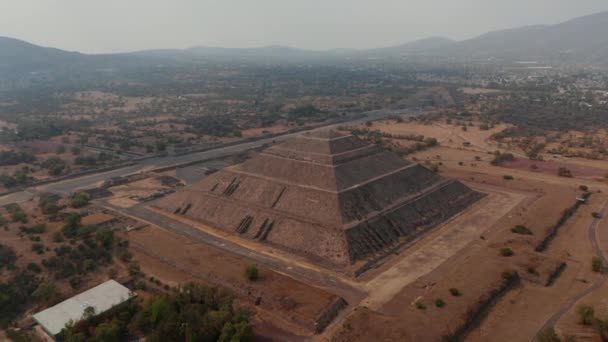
[154,130,484,269]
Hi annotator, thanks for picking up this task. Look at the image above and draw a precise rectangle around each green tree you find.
[62,213,82,238]
[33,281,60,304]
[93,320,121,342]
[71,192,90,208]
[95,228,114,248]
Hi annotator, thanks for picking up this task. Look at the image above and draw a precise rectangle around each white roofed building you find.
[32,280,135,339]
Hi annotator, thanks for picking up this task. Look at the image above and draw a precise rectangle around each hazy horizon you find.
[1,0,608,54]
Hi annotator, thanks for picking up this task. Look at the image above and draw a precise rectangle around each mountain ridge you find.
[2,10,608,70]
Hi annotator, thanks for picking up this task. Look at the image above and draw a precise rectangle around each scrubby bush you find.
[0,244,17,269]
[415,300,426,310]
[128,262,141,276]
[577,304,595,325]
[449,288,461,297]
[558,167,573,178]
[31,243,45,255]
[27,262,42,273]
[71,192,90,208]
[435,299,446,308]
[527,266,539,276]
[511,225,532,235]
[491,152,515,166]
[592,257,603,273]
[245,265,259,281]
[500,247,514,257]
[580,185,589,191]
[503,175,514,180]
[537,327,560,342]
[6,203,27,223]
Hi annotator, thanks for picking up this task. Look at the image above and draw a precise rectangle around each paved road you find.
[101,201,366,304]
[1,109,407,204]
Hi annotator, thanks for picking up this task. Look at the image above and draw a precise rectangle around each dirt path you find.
[361,187,526,310]
[533,200,608,341]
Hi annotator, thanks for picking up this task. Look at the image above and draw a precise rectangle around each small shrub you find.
[52,231,64,243]
[527,266,539,276]
[538,327,560,342]
[6,329,31,342]
[491,152,514,166]
[128,262,141,276]
[558,167,573,178]
[415,300,426,310]
[119,250,133,262]
[449,288,461,296]
[580,185,589,191]
[592,257,603,273]
[69,276,82,289]
[245,264,259,281]
[108,268,118,279]
[501,271,516,281]
[503,175,514,180]
[31,243,45,255]
[500,247,514,257]
[27,262,42,273]
[435,298,446,308]
[70,192,90,208]
[511,225,532,235]
[592,212,602,219]
[577,304,595,325]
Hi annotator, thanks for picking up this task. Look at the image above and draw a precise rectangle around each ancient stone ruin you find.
[155,130,484,269]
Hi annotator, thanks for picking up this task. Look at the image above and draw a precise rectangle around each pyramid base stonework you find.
[154,131,483,269]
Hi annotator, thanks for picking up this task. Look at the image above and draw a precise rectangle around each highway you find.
[0,109,408,205]
[102,201,366,304]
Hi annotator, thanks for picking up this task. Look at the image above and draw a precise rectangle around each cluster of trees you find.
[40,213,118,289]
[0,243,16,270]
[131,283,253,342]
[41,156,68,176]
[39,194,62,218]
[74,152,117,167]
[5,203,27,223]
[491,91,608,134]
[287,105,339,125]
[0,166,31,188]
[59,282,254,342]
[13,119,91,141]
[349,127,439,155]
[0,150,35,166]
[189,116,242,138]
[0,270,42,327]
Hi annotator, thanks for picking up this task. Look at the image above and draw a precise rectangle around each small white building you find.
[33,280,135,339]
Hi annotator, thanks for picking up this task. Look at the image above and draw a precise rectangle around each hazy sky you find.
[1,0,608,53]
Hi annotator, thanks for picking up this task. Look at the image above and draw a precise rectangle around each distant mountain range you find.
[1,10,608,74]
[434,11,608,62]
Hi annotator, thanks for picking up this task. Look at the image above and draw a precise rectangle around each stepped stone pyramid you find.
[154,130,484,268]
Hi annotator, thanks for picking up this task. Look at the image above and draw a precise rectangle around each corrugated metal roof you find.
[33,280,135,336]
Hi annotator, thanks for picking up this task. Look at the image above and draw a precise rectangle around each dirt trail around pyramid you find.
[361,185,527,310]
